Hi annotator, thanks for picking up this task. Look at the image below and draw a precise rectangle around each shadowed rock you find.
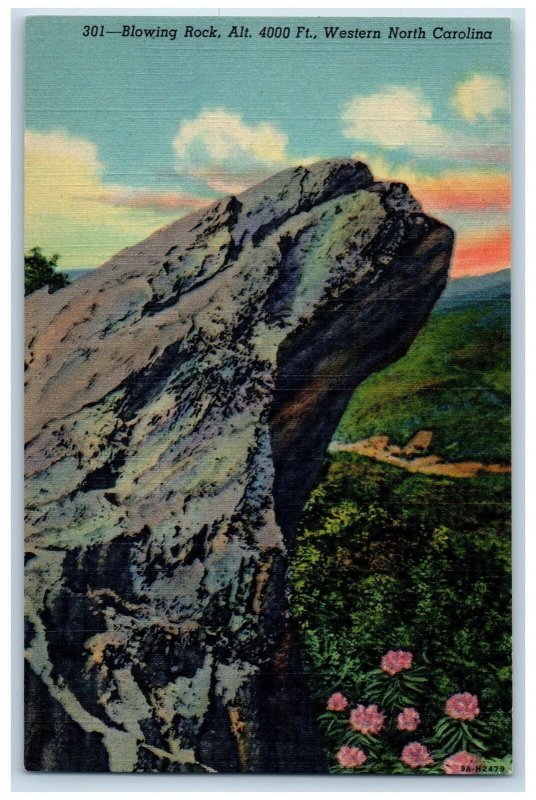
[24,159,453,772]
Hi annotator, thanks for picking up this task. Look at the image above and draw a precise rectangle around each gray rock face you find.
[24,159,453,773]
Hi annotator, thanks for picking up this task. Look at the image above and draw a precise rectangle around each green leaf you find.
[439,730,464,752]
[466,732,487,751]
[434,718,454,736]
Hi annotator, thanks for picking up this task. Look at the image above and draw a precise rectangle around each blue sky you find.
[25,16,511,274]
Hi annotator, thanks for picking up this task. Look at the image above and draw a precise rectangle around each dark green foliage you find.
[25,246,70,295]
[290,298,512,770]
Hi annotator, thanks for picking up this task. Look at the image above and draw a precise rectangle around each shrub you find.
[290,455,512,763]
[25,246,70,295]
[317,650,510,774]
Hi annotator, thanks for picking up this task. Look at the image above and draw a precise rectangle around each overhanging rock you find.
[24,159,454,772]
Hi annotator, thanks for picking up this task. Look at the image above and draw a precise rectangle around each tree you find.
[24,246,70,296]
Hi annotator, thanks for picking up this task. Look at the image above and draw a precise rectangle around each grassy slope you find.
[335,298,510,462]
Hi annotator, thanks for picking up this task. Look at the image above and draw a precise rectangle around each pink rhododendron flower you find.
[381,650,413,675]
[444,692,480,721]
[336,745,367,769]
[327,692,348,712]
[397,707,421,732]
[443,751,481,775]
[401,742,434,769]
[349,704,385,735]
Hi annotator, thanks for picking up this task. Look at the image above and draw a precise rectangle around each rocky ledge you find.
[24,159,453,772]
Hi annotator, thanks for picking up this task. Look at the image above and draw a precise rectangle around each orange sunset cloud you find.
[406,170,510,277]
[451,228,510,277]
[413,171,510,212]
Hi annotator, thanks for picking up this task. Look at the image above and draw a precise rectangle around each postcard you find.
[24,15,512,775]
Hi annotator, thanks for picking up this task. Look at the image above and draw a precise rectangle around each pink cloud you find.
[448,145,510,166]
[413,172,510,213]
[451,227,510,277]
[99,188,211,212]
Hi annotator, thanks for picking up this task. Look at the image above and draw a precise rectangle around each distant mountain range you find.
[435,268,510,311]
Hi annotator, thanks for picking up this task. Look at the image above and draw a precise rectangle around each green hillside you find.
[335,298,510,463]
[291,292,512,772]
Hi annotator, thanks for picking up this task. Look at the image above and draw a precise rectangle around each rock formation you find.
[24,159,453,772]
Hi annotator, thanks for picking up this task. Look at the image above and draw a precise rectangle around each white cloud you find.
[25,129,206,268]
[451,74,509,122]
[341,86,451,154]
[173,108,294,193]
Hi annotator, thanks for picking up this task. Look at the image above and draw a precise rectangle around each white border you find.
[8,4,526,795]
